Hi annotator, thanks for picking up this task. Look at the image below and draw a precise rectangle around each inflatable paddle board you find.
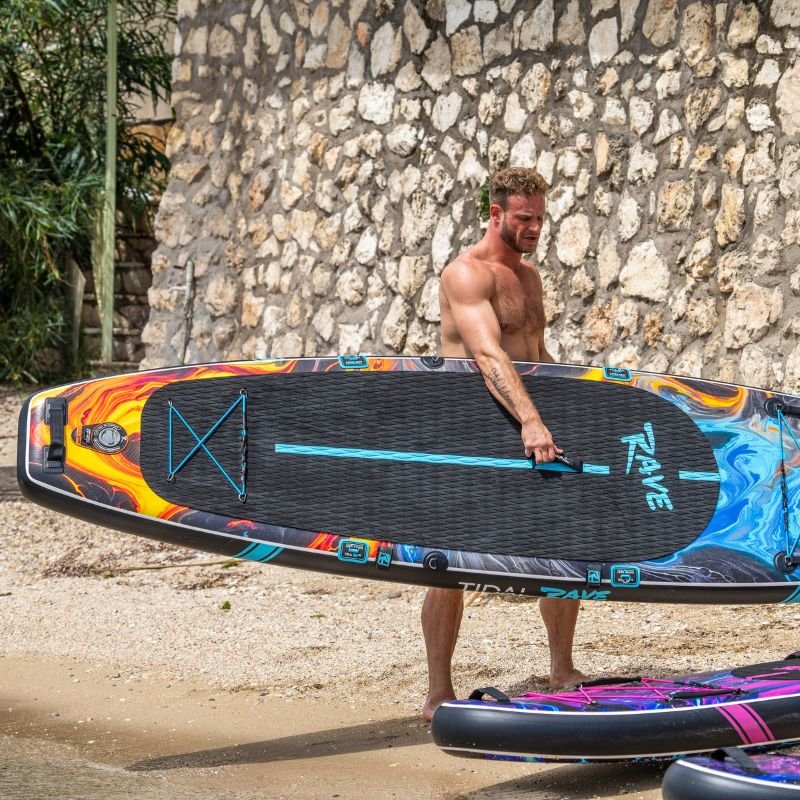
[663,748,800,799]
[431,655,800,762]
[17,356,800,602]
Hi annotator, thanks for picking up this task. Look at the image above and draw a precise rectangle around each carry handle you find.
[44,398,67,473]
[553,453,583,472]
[537,452,584,474]
[468,686,511,703]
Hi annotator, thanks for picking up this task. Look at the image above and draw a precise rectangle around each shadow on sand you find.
[127,714,429,771]
[128,710,666,798]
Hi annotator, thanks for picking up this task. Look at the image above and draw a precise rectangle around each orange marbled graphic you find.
[62,472,93,499]
[308,532,341,552]
[369,357,392,371]
[581,367,748,413]
[25,360,310,520]
[29,361,306,427]
[225,519,260,532]
[632,374,749,414]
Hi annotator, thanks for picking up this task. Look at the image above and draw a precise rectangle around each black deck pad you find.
[730,660,800,680]
[140,371,720,562]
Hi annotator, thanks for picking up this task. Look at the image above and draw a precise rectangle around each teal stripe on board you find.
[781,585,800,604]
[257,546,283,563]
[236,541,260,559]
[275,443,609,475]
[583,464,611,475]
[678,471,720,482]
[234,543,284,562]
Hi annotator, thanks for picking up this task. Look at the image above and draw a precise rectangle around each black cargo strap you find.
[469,687,511,703]
[711,747,761,774]
[669,687,742,700]
[44,398,67,472]
[577,676,642,688]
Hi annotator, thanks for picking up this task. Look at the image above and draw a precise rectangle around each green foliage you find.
[0,157,101,382]
[220,600,231,611]
[0,0,174,383]
[477,179,490,222]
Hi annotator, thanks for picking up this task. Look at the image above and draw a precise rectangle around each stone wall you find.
[82,233,155,366]
[142,0,800,392]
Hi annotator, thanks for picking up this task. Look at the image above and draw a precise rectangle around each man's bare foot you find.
[548,668,588,691]
[423,690,456,722]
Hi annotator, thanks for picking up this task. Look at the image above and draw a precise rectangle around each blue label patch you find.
[610,565,641,588]
[604,366,632,382]
[338,355,369,369]
[376,546,393,569]
[586,568,602,586]
[338,539,370,563]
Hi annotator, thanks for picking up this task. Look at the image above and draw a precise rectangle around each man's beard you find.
[500,218,530,254]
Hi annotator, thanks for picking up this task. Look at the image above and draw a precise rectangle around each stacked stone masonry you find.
[143,0,800,393]
[83,233,155,364]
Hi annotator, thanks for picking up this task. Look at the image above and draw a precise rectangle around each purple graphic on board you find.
[432,658,800,762]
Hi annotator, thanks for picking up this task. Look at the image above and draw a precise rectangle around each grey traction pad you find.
[139,371,720,563]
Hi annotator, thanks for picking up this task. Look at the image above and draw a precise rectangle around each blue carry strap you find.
[167,389,248,501]
[778,408,800,562]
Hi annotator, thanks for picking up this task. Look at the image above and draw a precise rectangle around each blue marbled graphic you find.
[639,386,800,581]
[684,752,800,784]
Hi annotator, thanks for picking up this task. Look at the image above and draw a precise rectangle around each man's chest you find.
[491,270,545,334]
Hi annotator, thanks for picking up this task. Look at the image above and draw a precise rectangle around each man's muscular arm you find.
[441,260,559,464]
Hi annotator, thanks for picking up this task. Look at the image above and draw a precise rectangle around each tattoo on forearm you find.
[488,367,516,411]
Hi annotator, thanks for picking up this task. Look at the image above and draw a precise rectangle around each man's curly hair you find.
[489,168,548,210]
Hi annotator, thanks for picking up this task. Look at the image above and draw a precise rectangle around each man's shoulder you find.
[441,251,496,299]
[443,251,498,277]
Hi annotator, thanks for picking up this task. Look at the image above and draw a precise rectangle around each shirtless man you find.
[422,167,585,722]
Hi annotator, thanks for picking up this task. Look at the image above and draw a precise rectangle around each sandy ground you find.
[2,384,799,799]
